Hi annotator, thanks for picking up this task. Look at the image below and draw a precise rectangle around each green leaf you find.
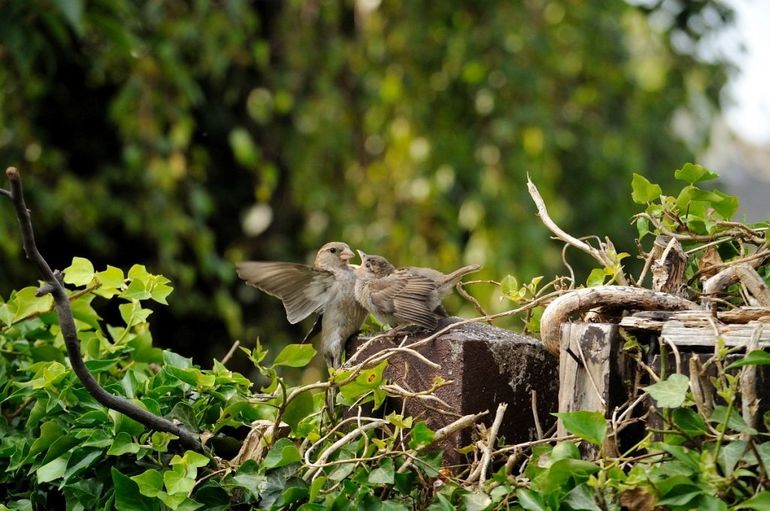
[463,492,492,511]
[337,360,388,400]
[63,449,103,482]
[108,432,141,456]
[726,350,770,369]
[8,287,53,323]
[500,275,518,298]
[283,390,316,434]
[644,373,689,408]
[368,458,394,484]
[29,421,65,456]
[36,454,69,483]
[631,173,662,203]
[93,265,126,298]
[586,268,607,287]
[516,488,547,511]
[164,469,196,496]
[121,278,151,301]
[563,484,601,511]
[674,163,719,184]
[636,215,650,238]
[671,407,706,437]
[119,301,153,328]
[552,411,606,446]
[63,257,95,286]
[711,190,739,219]
[272,343,317,368]
[409,422,435,449]
[263,438,301,469]
[112,468,160,511]
[710,405,758,435]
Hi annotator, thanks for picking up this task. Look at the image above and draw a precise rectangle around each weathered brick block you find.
[348,321,559,464]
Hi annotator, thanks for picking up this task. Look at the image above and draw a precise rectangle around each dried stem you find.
[527,175,629,285]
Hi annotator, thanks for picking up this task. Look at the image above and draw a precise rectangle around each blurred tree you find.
[0,0,733,363]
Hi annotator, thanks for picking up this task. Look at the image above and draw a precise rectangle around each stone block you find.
[347,320,559,465]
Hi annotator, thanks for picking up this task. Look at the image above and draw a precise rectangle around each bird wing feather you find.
[367,271,439,329]
[235,262,334,324]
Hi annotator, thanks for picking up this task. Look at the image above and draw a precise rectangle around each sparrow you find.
[235,242,368,371]
[354,251,480,330]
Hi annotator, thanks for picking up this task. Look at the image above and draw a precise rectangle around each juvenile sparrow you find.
[354,251,480,330]
[235,242,368,371]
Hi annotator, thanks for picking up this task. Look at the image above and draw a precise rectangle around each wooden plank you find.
[557,323,617,436]
[660,321,770,347]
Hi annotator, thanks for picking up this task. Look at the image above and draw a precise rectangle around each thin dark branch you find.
[3,167,202,452]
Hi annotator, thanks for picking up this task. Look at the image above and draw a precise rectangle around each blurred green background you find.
[0,1,733,370]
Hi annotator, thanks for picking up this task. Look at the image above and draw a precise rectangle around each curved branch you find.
[4,167,202,452]
[527,176,629,285]
[539,285,699,355]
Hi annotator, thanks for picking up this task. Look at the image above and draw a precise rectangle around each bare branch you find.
[539,285,698,354]
[3,167,202,452]
[527,175,629,285]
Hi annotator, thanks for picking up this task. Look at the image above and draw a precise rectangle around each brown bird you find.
[354,251,480,330]
[235,242,368,370]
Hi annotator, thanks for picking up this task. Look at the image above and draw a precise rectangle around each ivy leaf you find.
[337,360,388,400]
[63,257,95,287]
[8,287,53,323]
[553,411,607,446]
[112,468,160,511]
[736,492,770,510]
[727,350,770,370]
[93,265,126,298]
[500,275,518,297]
[272,344,317,368]
[586,268,607,287]
[263,438,301,469]
[671,408,706,437]
[644,373,689,408]
[131,468,163,497]
[463,492,492,511]
[711,190,739,220]
[283,390,316,434]
[368,458,394,485]
[674,163,719,184]
[631,173,662,204]
[408,422,435,449]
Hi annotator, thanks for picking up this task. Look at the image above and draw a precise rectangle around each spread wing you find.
[235,261,334,324]
[367,271,439,329]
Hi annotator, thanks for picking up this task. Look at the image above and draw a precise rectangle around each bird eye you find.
[329,247,337,254]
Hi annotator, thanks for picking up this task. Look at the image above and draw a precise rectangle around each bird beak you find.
[340,247,355,261]
[356,249,367,262]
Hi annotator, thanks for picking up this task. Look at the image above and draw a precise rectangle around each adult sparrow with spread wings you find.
[235,242,367,370]
[354,251,480,330]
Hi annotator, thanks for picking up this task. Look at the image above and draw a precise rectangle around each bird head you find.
[314,241,355,270]
[356,250,396,278]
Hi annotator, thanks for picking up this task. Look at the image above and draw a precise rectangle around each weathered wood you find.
[557,323,629,436]
[703,263,770,307]
[620,309,770,331]
[651,236,687,296]
[540,286,698,354]
[659,321,770,347]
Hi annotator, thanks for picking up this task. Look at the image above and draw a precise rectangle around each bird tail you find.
[444,264,481,287]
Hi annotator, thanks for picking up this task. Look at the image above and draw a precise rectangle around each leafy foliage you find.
[1,164,770,509]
